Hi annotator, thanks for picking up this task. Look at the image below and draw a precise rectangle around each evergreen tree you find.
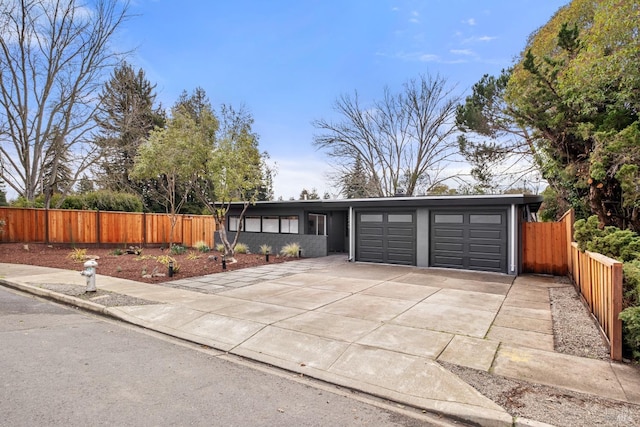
[94,63,164,195]
[341,155,374,198]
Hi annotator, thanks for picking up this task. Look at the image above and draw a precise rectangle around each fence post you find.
[611,262,623,361]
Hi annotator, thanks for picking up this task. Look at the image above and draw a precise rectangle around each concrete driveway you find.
[2,257,639,426]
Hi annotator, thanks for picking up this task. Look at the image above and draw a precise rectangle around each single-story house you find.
[225,194,543,275]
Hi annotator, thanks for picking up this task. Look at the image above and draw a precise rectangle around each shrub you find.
[215,243,225,252]
[574,216,640,261]
[193,240,210,253]
[280,242,301,258]
[170,244,186,255]
[259,244,272,255]
[111,248,123,256]
[156,255,180,273]
[234,243,249,254]
[67,248,87,262]
[623,260,640,307]
[620,306,640,360]
[186,251,200,260]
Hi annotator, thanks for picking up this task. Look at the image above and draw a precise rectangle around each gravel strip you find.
[34,283,159,307]
[551,284,610,360]
[440,361,640,426]
[440,278,639,426]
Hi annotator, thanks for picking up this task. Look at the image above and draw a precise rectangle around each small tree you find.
[192,105,268,262]
[131,106,214,245]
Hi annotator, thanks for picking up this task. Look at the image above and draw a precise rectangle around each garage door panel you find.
[388,227,414,237]
[387,253,415,265]
[432,255,464,267]
[433,228,464,238]
[469,257,502,271]
[434,242,463,252]
[469,229,502,239]
[469,244,502,254]
[388,240,414,250]
[360,226,383,235]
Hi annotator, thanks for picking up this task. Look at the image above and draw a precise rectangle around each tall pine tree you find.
[94,63,164,195]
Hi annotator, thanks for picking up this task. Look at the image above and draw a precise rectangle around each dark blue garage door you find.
[430,211,507,273]
[356,212,416,265]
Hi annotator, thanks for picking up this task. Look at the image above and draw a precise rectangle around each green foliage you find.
[574,216,640,261]
[170,244,187,255]
[233,243,249,254]
[67,248,87,262]
[299,188,320,200]
[619,306,640,360]
[215,243,225,253]
[193,241,210,253]
[156,255,180,273]
[280,243,301,258]
[623,261,640,307]
[94,62,164,195]
[259,244,272,255]
[186,251,200,260]
[504,0,640,231]
[58,190,143,212]
[111,248,123,256]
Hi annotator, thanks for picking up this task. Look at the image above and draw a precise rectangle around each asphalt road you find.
[0,286,452,426]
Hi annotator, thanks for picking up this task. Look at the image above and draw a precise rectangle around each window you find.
[470,214,502,224]
[280,216,298,234]
[434,214,463,224]
[308,213,326,235]
[262,216,279,233]
[228,216,240,232]
[360,214,383,222]
[245,216,261,232]
[388,214,413,223]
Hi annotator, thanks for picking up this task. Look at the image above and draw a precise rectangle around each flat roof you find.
[230,194,543,210]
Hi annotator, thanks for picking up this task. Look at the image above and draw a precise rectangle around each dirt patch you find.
[0,243,299,283]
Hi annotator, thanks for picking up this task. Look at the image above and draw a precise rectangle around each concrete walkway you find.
[2,258,640,426]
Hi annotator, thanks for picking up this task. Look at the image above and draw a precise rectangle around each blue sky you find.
[120,0,569,200]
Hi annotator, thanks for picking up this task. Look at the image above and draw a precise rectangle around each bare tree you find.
[0,0,130,204]
[313,74,461,197]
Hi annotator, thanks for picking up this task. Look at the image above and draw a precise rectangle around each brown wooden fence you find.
[569,241,623,361]
[0,207,215,248]
[523,208,623,361]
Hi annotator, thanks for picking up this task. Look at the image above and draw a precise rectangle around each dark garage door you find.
[430,211,507,273]
[356,212,416,265]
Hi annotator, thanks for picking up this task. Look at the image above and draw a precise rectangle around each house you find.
[225,194,543,275]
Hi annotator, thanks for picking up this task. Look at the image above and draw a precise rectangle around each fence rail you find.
[0,207,215,248]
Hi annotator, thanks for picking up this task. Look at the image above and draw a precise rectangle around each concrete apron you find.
[2,261,639,426]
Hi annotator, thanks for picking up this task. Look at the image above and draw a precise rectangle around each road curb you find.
[0,279,108,314]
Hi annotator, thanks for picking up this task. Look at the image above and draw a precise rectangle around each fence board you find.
[522,222,567,275]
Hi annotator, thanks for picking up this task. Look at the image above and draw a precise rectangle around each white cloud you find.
[461,35,497,44]
[409,10,419,23]
[463,18,476,26]
[450,49,474,56]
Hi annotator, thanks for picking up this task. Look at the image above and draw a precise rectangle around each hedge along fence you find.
[0,207,215,248]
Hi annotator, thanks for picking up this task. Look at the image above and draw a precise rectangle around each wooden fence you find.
[0,207,215,248]
[523,209,623,360]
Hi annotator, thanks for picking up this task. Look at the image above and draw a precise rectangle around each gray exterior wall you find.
[416,208,430,268]
[225,231,328,258]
